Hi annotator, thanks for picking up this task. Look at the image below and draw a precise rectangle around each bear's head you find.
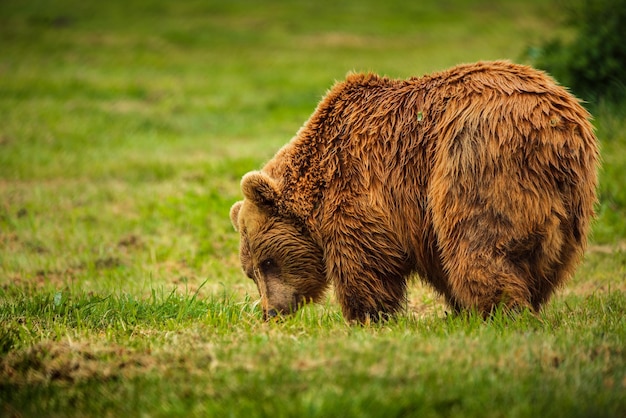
[230,171,327,320]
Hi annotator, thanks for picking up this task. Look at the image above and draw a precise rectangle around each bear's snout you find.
[264,308,279,321]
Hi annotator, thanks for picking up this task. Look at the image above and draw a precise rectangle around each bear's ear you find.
[241,171,280,209]
[230,201,243,231]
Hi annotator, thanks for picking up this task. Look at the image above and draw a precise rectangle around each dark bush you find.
[529,0,626,104]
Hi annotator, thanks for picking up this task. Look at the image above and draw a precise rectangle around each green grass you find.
[1,0,625,416]
[2,277,625,417]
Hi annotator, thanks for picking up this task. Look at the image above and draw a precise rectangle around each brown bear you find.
[230,61,599,322]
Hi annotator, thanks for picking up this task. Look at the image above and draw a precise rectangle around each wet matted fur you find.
[230,61,600,322]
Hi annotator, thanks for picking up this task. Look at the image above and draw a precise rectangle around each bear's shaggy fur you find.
[230,61,599,322]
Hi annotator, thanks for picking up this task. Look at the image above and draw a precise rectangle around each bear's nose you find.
[265,309,278,320]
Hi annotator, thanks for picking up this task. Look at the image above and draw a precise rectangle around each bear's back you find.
[264,61,597,236]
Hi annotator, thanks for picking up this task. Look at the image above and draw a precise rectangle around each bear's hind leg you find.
[442,242,534,316]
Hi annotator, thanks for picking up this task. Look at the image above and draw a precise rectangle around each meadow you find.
[1,0,625,416]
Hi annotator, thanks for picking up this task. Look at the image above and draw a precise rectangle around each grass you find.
[2,278,625,417]
[1,0,625,416]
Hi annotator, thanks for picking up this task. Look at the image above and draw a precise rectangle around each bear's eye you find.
[260,258,278,275]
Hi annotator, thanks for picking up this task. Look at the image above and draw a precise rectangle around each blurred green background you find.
[1,0,624,321]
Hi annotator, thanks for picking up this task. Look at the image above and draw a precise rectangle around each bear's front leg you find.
[335,281,405,323]
[322,207,411,323]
